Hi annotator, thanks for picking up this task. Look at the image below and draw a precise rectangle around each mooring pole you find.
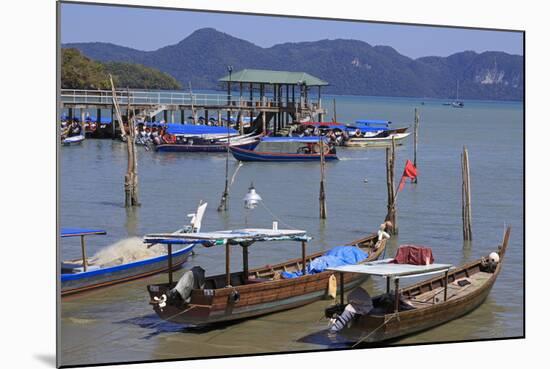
[461,146,473,240]
[385,137,398,234]
[332,98,337,122]
[413,108,420,183]
[217,114,230,212]
[319,137,327,219]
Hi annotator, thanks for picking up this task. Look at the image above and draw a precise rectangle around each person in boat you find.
[376,221,392,248]
[354,128,362,138]
[67,120,82,137]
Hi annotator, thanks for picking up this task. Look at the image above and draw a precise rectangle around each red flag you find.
[398,160,417,191]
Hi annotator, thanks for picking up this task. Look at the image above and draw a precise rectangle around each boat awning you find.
[165,124,238,136]
[327,259,452,279]
[144,228,311,246]
[300,122,345,127]
[61,228,107,238]
[261,136,328,143]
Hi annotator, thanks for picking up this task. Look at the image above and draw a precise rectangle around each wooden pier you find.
[60,69,328,134]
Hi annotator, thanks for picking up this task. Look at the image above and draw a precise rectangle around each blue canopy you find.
[261,136,328,143]
[61,228,107,238]
[355,120,391,126]
[165,124,238,136]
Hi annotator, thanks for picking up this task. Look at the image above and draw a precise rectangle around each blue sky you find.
[61,3,523,59]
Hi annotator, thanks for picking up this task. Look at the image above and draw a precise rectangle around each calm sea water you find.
[59,95,524,366]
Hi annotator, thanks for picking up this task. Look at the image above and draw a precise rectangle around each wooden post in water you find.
[385,137,398,234]
[109,75,126,141]
[217,113,231,212]
[461,146,473,240]
[332,98,337,122]
[413,108,420,183]
[319,137,327,219]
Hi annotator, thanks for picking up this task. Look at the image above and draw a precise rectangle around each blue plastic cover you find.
[61,228,107,237]
[355,120,391,126]
[281,245,369,278]
[165,124,238,136]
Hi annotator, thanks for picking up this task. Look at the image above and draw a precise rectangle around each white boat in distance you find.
[344,132,411,147]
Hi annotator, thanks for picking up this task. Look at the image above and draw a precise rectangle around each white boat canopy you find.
[327,258,453,279]
[144,228,311,246]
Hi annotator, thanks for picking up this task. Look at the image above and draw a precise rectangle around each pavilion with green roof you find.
[219,69,329,133]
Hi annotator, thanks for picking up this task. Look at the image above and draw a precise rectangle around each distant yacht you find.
[443,80,464,108]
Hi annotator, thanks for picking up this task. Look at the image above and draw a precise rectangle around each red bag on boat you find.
[391,245,434,265]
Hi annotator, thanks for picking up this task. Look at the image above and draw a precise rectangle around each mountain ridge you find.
[63,27,523,101]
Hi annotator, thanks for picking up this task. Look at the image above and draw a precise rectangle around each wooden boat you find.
[345,132,411,148]
[61,202,207,297]
[323,226,511,344]
[61,134,85,146]
[145,228,387,326]
[229,136,338,162]
[155,133,261,153]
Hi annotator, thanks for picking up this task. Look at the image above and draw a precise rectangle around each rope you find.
[351,312,399,348]
[229,161,243,186]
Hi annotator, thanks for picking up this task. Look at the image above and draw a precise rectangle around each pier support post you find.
[461,146,473,240]
[181,109,184,124]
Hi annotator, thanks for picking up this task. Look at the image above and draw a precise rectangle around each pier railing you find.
[60,89,321,111]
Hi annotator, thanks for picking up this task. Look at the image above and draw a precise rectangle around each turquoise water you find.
[60,94,523,366]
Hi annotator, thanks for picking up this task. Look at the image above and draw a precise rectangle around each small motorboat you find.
[61,135,85,146]
[145,225,387,326]
[61,202,207,296]
[345,132,411,147]
[229,136,338,162]
[322,227,511,344]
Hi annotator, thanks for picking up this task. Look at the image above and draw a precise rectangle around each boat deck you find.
[407,271,492,307]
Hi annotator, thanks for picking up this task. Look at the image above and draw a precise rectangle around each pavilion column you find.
[249,83,254,126]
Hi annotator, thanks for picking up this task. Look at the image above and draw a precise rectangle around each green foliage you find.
[103,62,181,90]
[61,48,181,90]
[61,48,110,89]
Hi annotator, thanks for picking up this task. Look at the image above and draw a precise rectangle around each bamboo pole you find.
[319,137,327,219]
[413,108,420,183]
[109,75,126,140]
[332,98,337,122]
[385,137,398,234]
[461,146,473,240]
[217,113,230,212]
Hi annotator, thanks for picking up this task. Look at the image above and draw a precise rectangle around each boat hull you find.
[230,146,339,162]
[61,245,194,296]
[61,135,85,146]
[345,133,411,147]
[155,140,259,153]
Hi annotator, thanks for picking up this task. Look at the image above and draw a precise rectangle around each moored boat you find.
[145,227,387,326]
[61,134,85,146]
[345,132,411,147]
[61,202,207,296]
[323,226,511,344]
[229,136,338,162]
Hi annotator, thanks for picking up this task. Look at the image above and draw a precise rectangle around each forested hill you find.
[64,28,523,100]
[61,48,181,90]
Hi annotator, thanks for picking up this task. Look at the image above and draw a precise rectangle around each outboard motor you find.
[328,287,373,333]
[166,266,206,304]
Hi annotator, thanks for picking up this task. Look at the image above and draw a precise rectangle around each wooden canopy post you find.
[394,278,400,313]
[301,241,307,275]
[386,276,391,294]
[225,242,231,287]
[385,137,398,234]
[443,269,449,301]
[461,146,473,240]
[413,108,420,183]
[167,243,173,285]
[242,245,249,284]
[80,235,87,272]
[339,272,345,306]
[319,137,327,219]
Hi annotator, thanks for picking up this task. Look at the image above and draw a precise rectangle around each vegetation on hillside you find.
[61,48,181,90]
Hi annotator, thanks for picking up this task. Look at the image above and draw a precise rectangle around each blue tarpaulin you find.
[261,136,328,143]
[281,245,369,278]
[165,124,238,136]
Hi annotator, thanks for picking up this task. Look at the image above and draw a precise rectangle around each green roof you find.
[219,69,328,86]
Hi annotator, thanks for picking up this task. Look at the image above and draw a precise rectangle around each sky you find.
[60,3,523,59]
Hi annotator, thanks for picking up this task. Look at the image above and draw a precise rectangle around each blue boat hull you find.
[155,140,259,153]
[61,245,194,296]
[230,147,339,162]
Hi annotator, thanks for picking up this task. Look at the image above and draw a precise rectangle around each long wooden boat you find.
[229,146,338,162]
[324,226,511,344]
[145,228,386,326]
[345,132,411,148]
[155,134,260,153]
[61,203,207,297]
